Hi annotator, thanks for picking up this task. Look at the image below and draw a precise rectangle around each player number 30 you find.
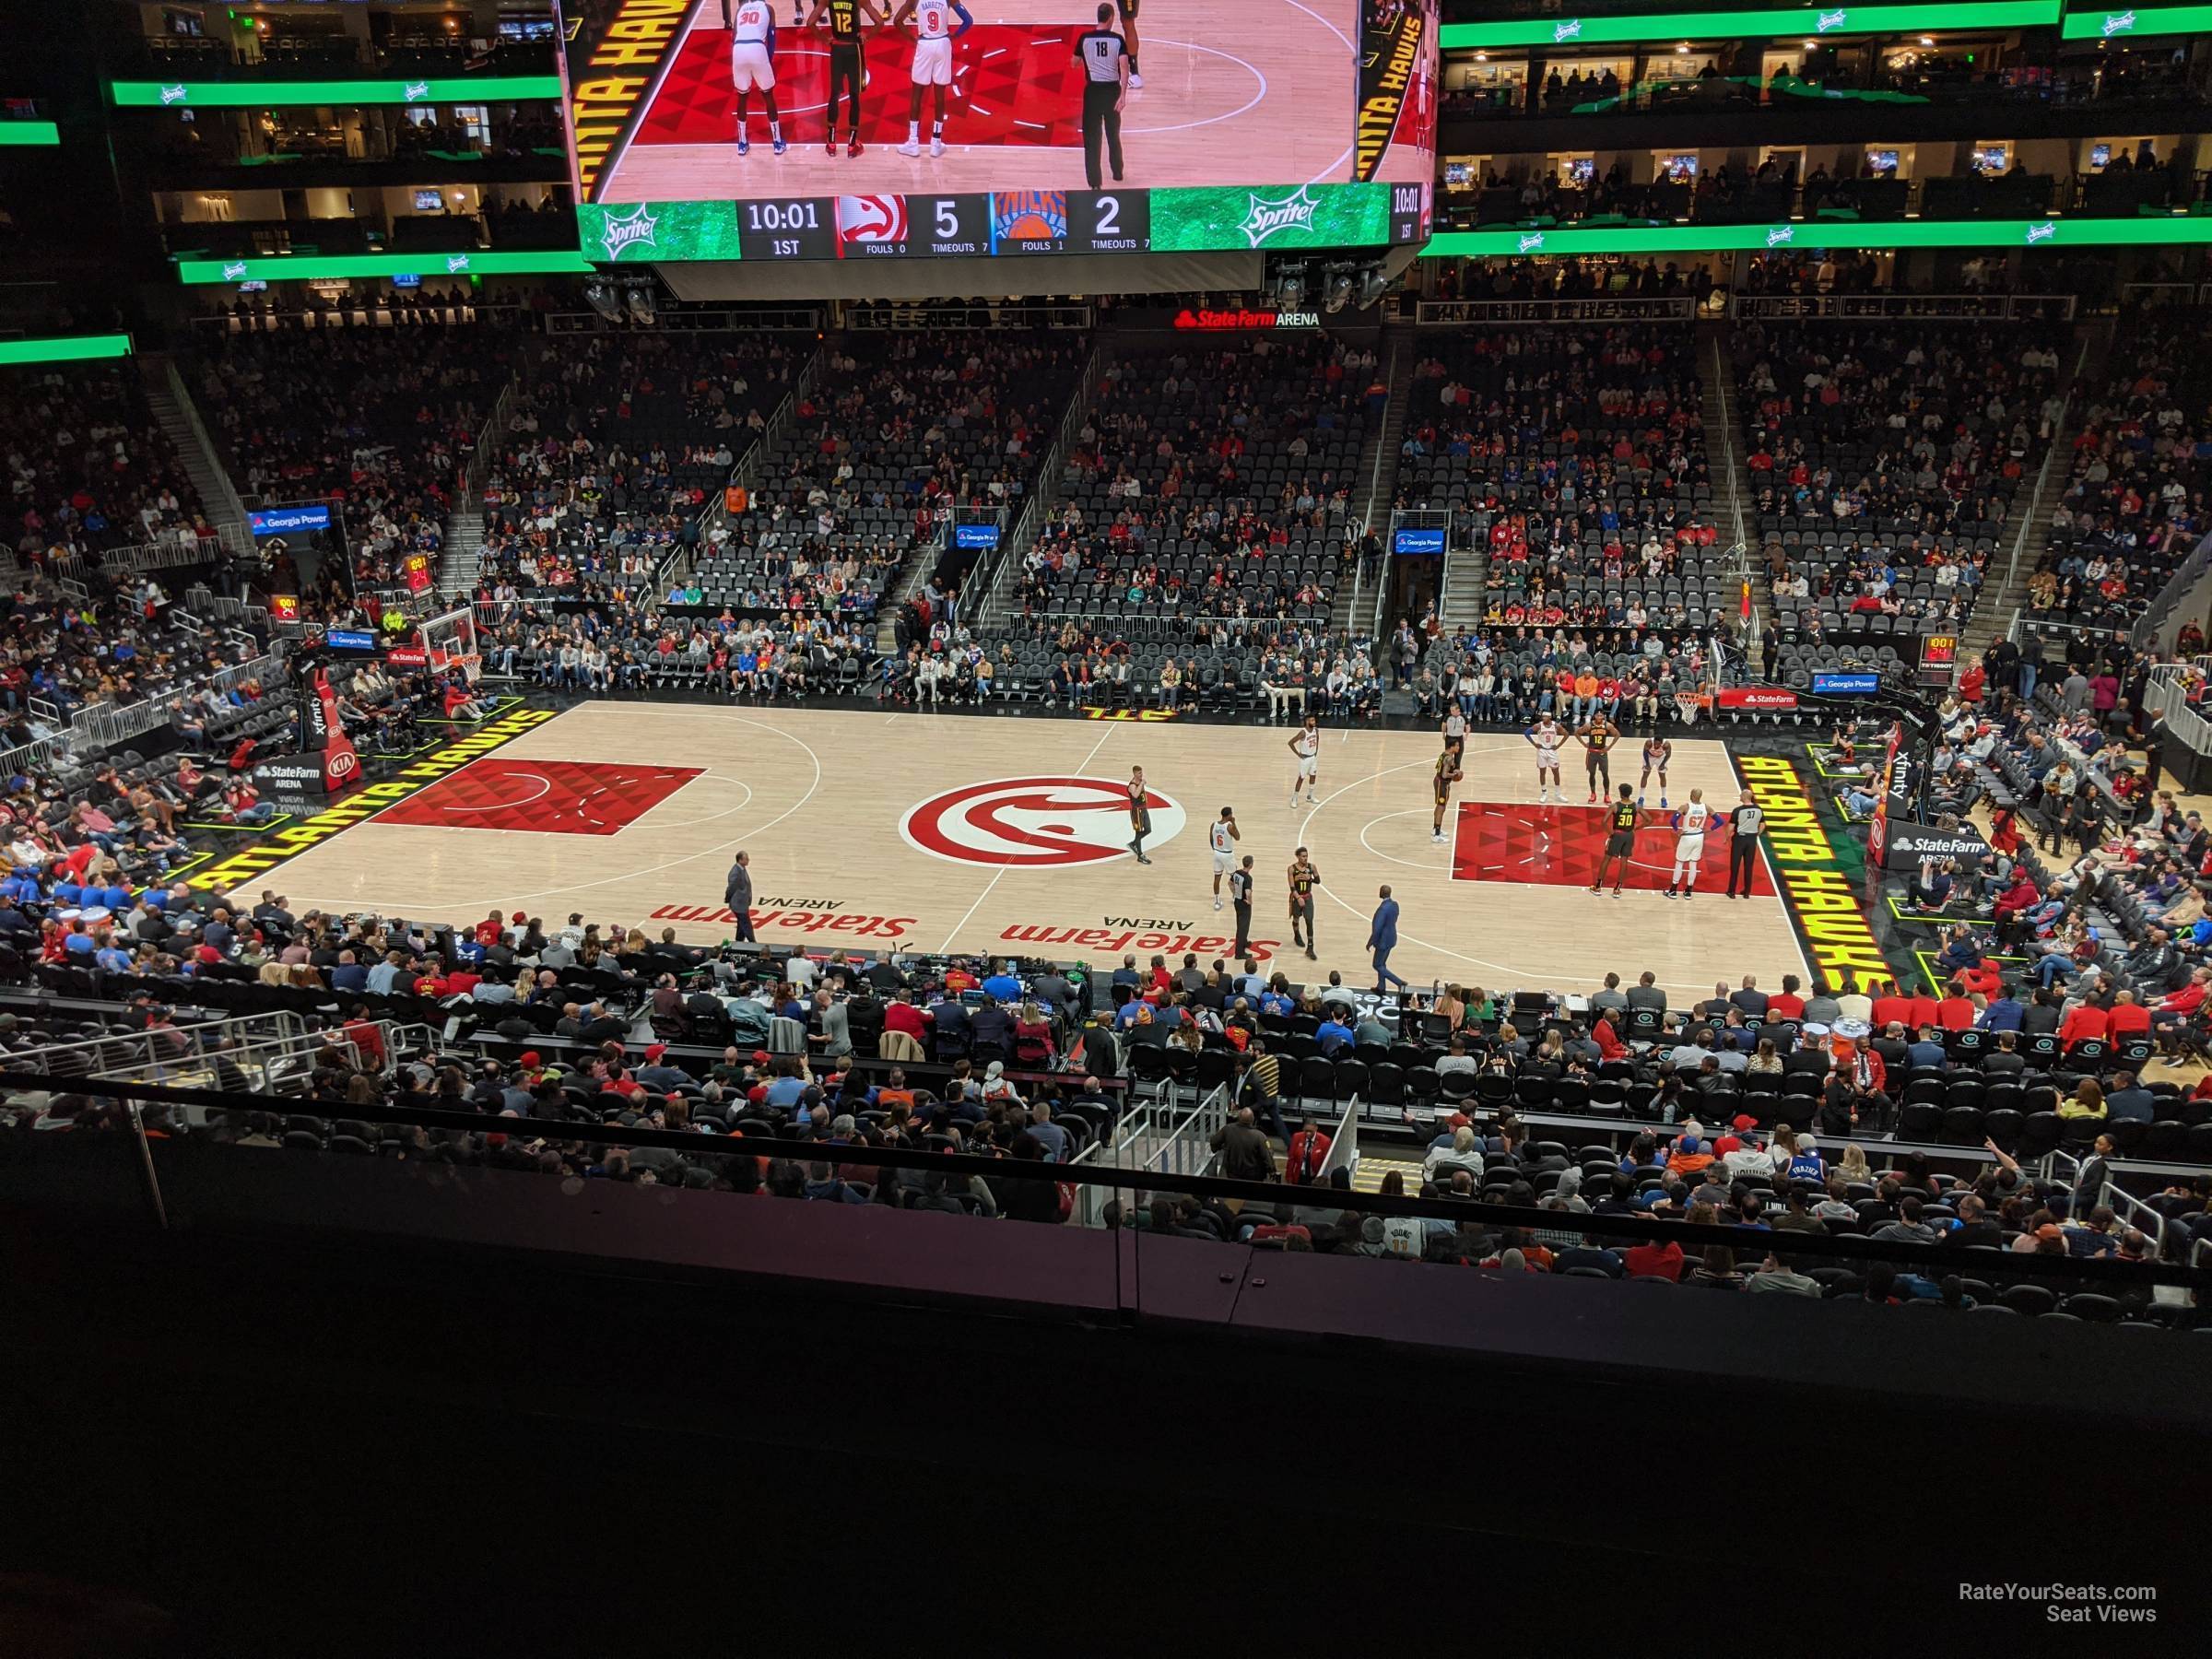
[743,201,822,233]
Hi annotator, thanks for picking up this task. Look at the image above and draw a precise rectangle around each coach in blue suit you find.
[1369,885,1407,995]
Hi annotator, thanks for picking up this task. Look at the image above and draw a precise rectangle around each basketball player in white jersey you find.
[1639,735,1673,808]
[1525,715,1564,803]
[722,0,787,155]
[889,0,971,157]
[1665,787,1710,900]
[1208,806,1241,910]
[1287,714,1321,806]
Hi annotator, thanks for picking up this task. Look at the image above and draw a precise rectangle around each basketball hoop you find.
[1674,690,1705,726]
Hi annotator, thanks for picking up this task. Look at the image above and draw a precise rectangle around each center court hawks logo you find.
[598,205,660,259]
[1241,187,1321,248]
[900,776,1186,867]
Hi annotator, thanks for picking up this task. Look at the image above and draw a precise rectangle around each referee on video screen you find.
[1075,4,1129,190]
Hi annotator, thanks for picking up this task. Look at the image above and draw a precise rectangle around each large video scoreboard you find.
[557,0,1436,262]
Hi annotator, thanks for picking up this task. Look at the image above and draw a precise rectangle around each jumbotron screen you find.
[558,0,1435,261]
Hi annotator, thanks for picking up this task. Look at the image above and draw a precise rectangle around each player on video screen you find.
[805,0,885,157]
[723,0,786,155]
[889,0,971,158]
[1115,0,1143,88]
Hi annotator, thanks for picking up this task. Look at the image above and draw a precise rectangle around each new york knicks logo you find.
[992,190,1068,242]
[900,776,1185,867]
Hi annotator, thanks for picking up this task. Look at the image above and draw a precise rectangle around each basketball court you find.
[218,702,1812,996]
[597,0,1365,196]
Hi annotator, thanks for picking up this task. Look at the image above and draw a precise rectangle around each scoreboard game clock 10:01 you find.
[585,182,1418,263]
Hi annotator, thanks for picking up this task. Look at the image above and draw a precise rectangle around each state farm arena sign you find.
[900,776,1186,867]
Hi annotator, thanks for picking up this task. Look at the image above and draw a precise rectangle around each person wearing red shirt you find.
[2058,1000,2111,1047]
[474,910,505,949]
[1906,991,1941,1029]
[1958,658,1986,704]
[2106,991,2152,1038]
[1766,975,1806,1021]
[1935,992,1977,1032]
[2157,971,2211,1055]
[883,993,930,1044]
[1871,990,1914,1030]
[1285,1119,1333,1184]
[1952,959,2003,1001]
[1993,871,2039,924]
[1622,1238,1684,1281]
[1593,1013,1629,1062]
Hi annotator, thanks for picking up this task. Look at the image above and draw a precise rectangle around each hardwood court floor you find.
[253,702,1812,996]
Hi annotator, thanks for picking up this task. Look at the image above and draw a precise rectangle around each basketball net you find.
[1674,690,1704,726]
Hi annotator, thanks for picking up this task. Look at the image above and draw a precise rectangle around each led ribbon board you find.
[174,251,593,285]
[1421,218,2212,256]
[0,334,133,365]
[1441,4,2061,50]
[2060,5,2212,37]
[112,76,563,109]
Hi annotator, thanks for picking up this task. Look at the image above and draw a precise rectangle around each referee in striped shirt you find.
[1073,4,1129,190]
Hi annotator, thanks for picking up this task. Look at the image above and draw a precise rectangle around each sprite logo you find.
[2102,10,2136,33]
[1553,18,1582,40]
[222,261,249,281]
[2025,221,2057,244]
[404,81,431,101]
[1518,232,1546,253]
[1816,9,1848,29]
[159,84,188,104]
[1767,225,1794,246]
[1240,187,1320,247]
[599,205,660,259]
[446,254,471,273]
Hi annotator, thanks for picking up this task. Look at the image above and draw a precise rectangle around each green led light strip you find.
[172,250,592,285]
[1441,3,2060,50]
[0,334,134,366]
[1420,217,2212,255]
[0,121,59,146]
[112,76,562,109]
[2060,4,2212,38]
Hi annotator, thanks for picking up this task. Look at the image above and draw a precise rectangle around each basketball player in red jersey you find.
[888,0,972,157]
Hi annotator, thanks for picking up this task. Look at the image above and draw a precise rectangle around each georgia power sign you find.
[900,776,1186,867]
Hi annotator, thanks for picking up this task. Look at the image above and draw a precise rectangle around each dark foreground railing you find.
[6,1071,2206,1300]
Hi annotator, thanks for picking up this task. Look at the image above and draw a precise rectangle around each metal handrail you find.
[160,356,253,538]
[9,1011,308,1082]
[2002,336,2088,594]
[981,339,1102,627]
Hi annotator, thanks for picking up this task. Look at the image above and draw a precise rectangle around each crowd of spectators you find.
[2030,308,2212,630]
[5,366,212,561]
[197,324,525,596]
[1732,321,2059,681]
[1394,324,1729,714]
[11,899,2205,1317]
[1001,334,1368,629]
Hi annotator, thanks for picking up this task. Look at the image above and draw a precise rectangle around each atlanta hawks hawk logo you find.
[900,776,1187,867]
